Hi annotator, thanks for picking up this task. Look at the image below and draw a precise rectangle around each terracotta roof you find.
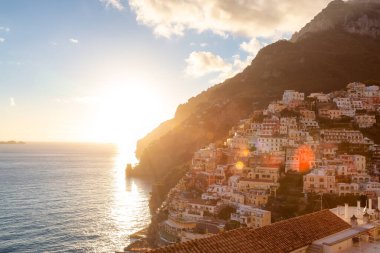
[148,210,350,253]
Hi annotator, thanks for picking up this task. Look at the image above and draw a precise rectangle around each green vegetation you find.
[224,220,242,231]
[217,206,237,220]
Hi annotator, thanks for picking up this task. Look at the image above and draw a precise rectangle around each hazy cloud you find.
[0,38,4,43]
[100,0,124,10]
[210,54,254,84]
[10,97,15,106]
[240,38,264,56]
[185,51,253,84]
[185,51,230,77]
[0,26,10,32]
[69,38,79,44]
[128,0,332,38]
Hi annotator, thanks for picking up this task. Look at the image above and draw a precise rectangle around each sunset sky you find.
[0,0,332,156]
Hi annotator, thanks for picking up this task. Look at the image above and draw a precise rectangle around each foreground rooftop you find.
[147,210,350,253]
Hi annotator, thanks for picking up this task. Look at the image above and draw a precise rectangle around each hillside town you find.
[154,82,380,246]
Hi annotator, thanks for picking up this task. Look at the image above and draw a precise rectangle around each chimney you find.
[345,203,349,220]
[363,211,370,224]
[350,215,358,227]
[357,200,361,215]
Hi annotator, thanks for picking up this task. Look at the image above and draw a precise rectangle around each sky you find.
[0,0,333,159]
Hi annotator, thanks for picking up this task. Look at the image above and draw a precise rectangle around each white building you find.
[320,129,364,144]
[333,97,351,110]
[336,183,360,196]
[252,136,287,153]
[282,90,304,104]
[354,114,376,128]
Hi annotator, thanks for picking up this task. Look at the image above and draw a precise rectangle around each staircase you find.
[306,244,323,253]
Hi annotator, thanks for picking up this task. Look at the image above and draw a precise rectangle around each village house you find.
[230,204,271,228]
[282,90,305,104]
[280,116,298,134]
[285,146,316,173]
[237,177,279,192]
[354,114,376,128]
[309,92,331,102]
[320,129,364,144]
[266,101,286,114]
[246,166,279,183]
[244,189,269,207]
[251,136,287,153]
[336,182,360,196]
[303,169,336,194]
[333,97,351,110]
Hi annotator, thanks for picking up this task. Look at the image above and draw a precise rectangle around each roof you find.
[148,210,351,253]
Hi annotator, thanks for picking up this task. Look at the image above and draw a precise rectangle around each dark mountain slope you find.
[133,0,380,187]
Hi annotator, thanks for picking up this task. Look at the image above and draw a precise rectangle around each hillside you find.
[132,0,380,188]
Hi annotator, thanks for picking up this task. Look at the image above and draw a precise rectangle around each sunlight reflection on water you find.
[0,143,151,252]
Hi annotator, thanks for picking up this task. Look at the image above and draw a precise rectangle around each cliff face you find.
[291,0,380,42]
[133,0,380,181]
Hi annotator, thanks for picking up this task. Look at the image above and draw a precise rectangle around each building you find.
[251,136,287,153]
[285,146,316,173]
[237,178,279,192]
[230,204,271,228]
[320,129,364,144]
[309,92,330,102]
[246,166,279,183]
[333,97,351,110]
[300,109,316,120]
[282,90,305,104]
[354,114,376,128]
[336,183,360,196]
[244,189,269,207]
[148,210,351,253]
[303,169,336,194]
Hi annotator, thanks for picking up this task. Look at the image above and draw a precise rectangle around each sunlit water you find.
[0,143,151,252]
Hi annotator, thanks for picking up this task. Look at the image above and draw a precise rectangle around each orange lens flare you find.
[236,161,245,170]
[296,145,315,172]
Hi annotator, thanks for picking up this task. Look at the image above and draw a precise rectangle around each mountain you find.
[132,0,380,192]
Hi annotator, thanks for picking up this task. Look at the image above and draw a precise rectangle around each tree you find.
[217,206,236,220]
[224,220,241,231]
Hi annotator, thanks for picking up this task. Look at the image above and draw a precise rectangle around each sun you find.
[87,80,168,163]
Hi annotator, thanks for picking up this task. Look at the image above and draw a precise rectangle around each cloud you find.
[185,51,230,77]
[185,51,253,84]
[240,38,264,56]
[128,0,332,39]
[0,38,4,43]
[0,26,10,32]
[69,38,79,44]
[10,97,15,106]
[210,54,254,84]
[100,0,124,10]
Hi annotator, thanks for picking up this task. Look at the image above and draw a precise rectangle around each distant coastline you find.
[0,141,25,144]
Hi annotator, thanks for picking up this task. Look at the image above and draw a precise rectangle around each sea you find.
[0,143,152,252]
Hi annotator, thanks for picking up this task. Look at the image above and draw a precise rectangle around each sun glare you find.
[88,79,169,163]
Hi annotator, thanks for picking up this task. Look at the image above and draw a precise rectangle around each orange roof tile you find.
[148,210,350,253]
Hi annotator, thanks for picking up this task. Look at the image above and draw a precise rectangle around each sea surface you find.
[0,143,152,252]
